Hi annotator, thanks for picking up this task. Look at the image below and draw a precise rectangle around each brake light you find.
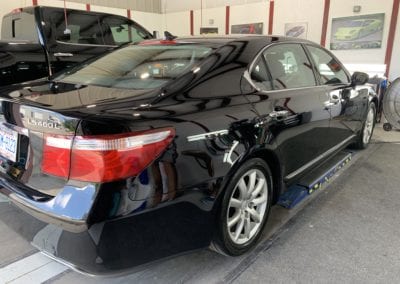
[42,128,175,182]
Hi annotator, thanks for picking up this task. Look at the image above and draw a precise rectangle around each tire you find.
[353,102,376,149]
[211,158,273,256]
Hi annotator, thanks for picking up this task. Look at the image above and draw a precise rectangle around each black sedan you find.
[0,35,376,275]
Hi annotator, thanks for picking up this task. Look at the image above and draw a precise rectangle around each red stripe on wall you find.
[32,0,38,5]
[320,0,330,46]
[190,10,194,36]
[268,0,274,35]
[86,4,90,11]
[385,0,400,77]
[127,9,131,19]
[226,6,230,35]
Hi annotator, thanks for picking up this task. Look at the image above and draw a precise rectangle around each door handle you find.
[269,110,290,119]
[54,52,74,57]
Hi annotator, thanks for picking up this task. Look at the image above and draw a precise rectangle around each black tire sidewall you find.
[216,158,273,256]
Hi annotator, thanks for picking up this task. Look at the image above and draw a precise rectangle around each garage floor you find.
[1,124,400,283]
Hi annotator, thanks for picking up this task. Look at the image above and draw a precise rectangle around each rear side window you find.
[250,56,273,91]
[263,44,316,90]
[306,45,350,85]
[1,12,38,42]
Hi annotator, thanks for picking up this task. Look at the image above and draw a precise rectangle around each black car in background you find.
[0,35,376,274]
[0,6,153,86]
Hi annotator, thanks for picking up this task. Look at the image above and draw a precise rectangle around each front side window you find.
[101,17,150,45]
[262,44,316,90]
[306,45,350,85]
[56,45,212,90]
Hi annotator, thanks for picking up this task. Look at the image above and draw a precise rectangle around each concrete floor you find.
[1,125,400,283]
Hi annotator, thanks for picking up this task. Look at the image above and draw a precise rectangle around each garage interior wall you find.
[0,0,399,79]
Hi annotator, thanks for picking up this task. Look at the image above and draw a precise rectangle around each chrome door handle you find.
[269,110,290,119]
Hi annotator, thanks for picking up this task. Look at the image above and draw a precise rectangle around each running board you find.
[278,151,353,209]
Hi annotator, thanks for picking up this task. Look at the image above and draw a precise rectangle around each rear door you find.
[305,45,365,146]
[247,43,332,181]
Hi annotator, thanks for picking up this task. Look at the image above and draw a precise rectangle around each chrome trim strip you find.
[284,135,356,181]
[187,129,229,142]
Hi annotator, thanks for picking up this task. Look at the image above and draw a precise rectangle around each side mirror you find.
[351,71,369,86]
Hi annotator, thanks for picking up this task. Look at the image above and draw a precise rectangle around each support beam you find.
[385,0,400,77]
[127,9,131,19]
[190,10,194,36]
[32,0,38,5]
[86,4,90,11]
[226,6,230,35]
[268,0,275,35]
[320,0,330,47]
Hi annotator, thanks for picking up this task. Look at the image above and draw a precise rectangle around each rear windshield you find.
[57,45,212,89]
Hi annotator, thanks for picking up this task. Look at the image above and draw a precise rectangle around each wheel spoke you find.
[228,211,241,228]
[244,218,251,239]
[229,198,242,208]
[253,194,267,205]
[238,178,247,199]
[247,171,257,197]
[248,208,261,223]
[250,178,265,200]
[234,216,245,241]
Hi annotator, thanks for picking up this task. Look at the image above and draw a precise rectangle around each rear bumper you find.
[0,177,96,233]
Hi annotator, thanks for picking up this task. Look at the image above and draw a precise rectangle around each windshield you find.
[57,45,212,89]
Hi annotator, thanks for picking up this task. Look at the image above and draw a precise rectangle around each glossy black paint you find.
[0,36,377,275]
[0,6,152,86]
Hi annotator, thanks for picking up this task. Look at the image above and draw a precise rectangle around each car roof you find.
[162,35,317,48]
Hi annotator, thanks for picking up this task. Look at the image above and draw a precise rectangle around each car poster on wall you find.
[231,23,263,34]
[284,22,308,39]
[200,27,218,35]
[330,13,385,50]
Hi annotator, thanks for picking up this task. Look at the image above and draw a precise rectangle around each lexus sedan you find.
[0,35,376,275]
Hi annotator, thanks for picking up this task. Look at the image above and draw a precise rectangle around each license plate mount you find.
[0,125,19,163]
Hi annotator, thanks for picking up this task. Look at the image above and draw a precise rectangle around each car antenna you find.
[164,31,177,41]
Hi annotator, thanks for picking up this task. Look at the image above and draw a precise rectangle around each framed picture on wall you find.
[231,23,263,34]
[284,22,308,39]
[330,13,385,50]
[200,27,218,35]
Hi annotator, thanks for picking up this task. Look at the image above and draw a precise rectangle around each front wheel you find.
[353,102,376,149]
[211,158,273,256]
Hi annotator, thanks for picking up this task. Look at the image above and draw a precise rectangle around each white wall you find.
[164,11,190,36]
[273,0,324,43]
[37,0,85,9]
[133,10,164,34]
[230,2,269,35]
[194,6,225,35]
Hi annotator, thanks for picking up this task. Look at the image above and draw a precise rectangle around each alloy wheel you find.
[363,107,375,144]
[226,169,268,245]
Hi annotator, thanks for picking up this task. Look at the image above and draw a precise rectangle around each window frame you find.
[246,42,321,93]
[303,43,351,86]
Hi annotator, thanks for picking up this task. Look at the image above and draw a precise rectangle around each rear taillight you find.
[42,128,175,182]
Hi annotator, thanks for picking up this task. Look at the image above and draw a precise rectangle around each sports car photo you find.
[334,18,383,41]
